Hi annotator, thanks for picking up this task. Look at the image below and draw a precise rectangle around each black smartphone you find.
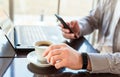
[55,14,74,33]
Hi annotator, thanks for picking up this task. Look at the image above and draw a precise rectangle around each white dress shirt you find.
[78,0,120,74]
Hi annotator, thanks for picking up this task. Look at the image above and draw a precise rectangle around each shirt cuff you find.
[88,53,111,73]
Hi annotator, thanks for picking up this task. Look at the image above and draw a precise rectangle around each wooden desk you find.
[3,58,120,77]
[2,37,120,77]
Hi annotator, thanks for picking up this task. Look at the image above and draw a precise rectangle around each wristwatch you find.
[81,53,88,69]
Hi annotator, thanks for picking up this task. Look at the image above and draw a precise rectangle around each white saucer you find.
[27,51,51,67]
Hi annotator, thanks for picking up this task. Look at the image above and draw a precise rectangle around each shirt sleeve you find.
[88,53,120,74]
[77,0,104,37]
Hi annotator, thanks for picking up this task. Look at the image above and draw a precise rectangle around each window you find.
[59,0,93,21]
[0,0,93,25]
[60,0,92,16]
[13,0,58,25]
[12,0,93,25]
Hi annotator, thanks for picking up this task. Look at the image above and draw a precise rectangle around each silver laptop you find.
[0,9,65,52]
[0,30,16,57]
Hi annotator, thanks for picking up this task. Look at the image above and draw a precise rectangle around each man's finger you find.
[55,60,66,69]
[45,49,62,63]
[43,44,64,57]
[50,55,62,65]
[63,32,75,39]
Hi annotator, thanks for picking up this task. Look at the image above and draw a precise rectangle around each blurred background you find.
[0,0,98,45]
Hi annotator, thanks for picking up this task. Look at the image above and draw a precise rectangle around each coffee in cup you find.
[34,41,52,64]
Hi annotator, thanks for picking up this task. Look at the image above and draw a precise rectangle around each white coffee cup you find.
[34,41,52,63]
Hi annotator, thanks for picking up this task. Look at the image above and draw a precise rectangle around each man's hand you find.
[42,43,83,70]
[60,20,80,39]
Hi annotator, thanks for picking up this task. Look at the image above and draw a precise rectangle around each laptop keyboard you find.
[15,26,65,46]
[15,26,47,46]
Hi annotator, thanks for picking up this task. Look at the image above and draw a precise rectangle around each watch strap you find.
[81,53,88,69]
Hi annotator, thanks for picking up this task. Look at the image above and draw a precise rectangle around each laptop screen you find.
[0,9,15,48]
[0,30,16,57]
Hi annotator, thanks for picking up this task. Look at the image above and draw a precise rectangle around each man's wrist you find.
[81,53,88,69]
[87,54,92,71]
[80,53,92,71]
